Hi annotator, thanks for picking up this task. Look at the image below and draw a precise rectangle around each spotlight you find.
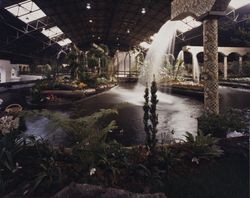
[127,29,130,34]
[98,36,101,40]
[89,19,93,23]
[141,8,146,14]
[86,3,91,9]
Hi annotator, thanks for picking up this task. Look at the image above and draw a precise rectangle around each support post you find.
[224,56,228,80]
[192,53,195,81]
[239,56,243,74]
[203,18,219,115]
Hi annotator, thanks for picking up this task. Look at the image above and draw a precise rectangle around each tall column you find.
[239,56,243,74]
[192,53,196,81]
[203,18,219,115]
[224,56,228,80]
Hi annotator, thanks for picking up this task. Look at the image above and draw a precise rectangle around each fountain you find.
[140,20,178,84]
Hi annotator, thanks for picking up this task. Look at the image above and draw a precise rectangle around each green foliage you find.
[161,56,185,81]
[30,157,62,194]
[23,108,118,146]
[66,44,86,80]
[198,109,248,138]
[182,132,224,162]
[143,80,159,152]
[87,44,111,74]
[79,73,98,88]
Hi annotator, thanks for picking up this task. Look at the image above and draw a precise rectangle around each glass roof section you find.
[42,26,63,39]
[176,16,202,33]
[5,0,46,23]
[57,38,72,46]
[229,0,250,9]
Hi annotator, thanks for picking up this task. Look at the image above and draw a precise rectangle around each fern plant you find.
[183,131,224,163]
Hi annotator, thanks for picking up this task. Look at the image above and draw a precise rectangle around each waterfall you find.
[192,54,200,83]
[140,20,178,84]
[177,50,184,61]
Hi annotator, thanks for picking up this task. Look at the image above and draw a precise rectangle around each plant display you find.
[0,116,19,135]
[161,56,185,82]
[0,105,248,198]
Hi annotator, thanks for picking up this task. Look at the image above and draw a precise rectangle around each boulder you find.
[53,183,167,198]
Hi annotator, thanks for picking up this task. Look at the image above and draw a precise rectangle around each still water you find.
[0,84,249,146]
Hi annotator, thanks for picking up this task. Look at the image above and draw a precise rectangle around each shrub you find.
[198,109,248,138]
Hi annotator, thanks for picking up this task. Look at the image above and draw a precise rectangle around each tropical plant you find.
[23,108,119,146]
[66,44,86,79]
[87,44,111,76]
[161,55,185,81]
[182,132,224,164]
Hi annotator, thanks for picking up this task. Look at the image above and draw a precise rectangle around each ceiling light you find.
[141,8,146,14]
[86,3,91,9]
[116,37,119,40]
[98,36,101,40]
[127,29,130,34]
[89,19,93,23]
[92,34,95,38]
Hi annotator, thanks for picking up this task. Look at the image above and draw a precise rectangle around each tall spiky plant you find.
[143,77,159,152]
[143,84,150,147]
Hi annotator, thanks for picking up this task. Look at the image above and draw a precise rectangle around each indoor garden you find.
[0,0,249,198]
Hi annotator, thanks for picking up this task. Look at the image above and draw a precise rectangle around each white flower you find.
[89,168,96,176]
[192,157,199,165]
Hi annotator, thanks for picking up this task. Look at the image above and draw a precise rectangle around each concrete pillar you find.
[224,56,228,80]
[203,19,219,115]
[0,60,12,83]
[129,53,131,76]
[192,53,196,81]
[239,56,243,74]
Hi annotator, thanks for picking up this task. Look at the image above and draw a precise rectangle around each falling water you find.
[177,50,184,61]
[140,20,178,84]
[192,54,200,83]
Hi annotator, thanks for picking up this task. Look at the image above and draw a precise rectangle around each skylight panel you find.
[18,10,46,23]
[21,0,39,12]
[42,26,63,39]
[5,0,46,23]
[229,0,249,9]
[57,38,72,46]
[176,16,202,33]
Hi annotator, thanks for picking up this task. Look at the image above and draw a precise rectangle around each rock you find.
[53,183,167,198]
[227,131,244,138]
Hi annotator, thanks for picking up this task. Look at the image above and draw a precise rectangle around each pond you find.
[0,84,250,146]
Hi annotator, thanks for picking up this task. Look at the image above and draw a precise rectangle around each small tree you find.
[143,78,159,152]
